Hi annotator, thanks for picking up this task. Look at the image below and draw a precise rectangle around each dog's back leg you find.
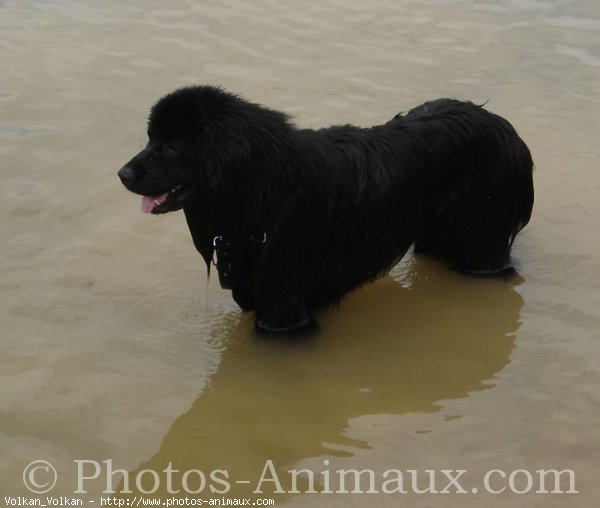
[416,168,533,275]
[445,198,519,275]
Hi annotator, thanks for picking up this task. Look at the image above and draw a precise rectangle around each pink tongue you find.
[141,192,169,214]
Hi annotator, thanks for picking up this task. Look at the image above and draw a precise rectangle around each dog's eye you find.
[163,145,180,156]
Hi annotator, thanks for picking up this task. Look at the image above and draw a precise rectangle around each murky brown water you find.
[1,0,599,506]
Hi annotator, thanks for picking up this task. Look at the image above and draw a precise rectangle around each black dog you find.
[118,86,533,332]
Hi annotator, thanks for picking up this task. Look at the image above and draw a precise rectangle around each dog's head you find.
[118,86,263,214]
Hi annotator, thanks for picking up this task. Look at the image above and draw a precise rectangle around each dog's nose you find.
[118,166,135,185]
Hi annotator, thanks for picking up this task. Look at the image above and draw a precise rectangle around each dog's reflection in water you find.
[119,255,524,500]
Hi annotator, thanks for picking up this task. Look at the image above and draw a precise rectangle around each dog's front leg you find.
[253,223,317,333]
[254,255,311,332]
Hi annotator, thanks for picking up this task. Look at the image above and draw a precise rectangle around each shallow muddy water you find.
[1,0,599,506]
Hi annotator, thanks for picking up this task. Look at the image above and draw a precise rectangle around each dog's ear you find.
[200,102,290,190]
[204,134,251,189]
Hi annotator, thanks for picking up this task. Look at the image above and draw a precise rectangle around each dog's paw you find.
[256,297,310,332]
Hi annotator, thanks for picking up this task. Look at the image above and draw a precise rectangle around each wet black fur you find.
[118,86,534,331]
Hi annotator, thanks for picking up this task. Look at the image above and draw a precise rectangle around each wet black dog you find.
[118,86,533,332]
